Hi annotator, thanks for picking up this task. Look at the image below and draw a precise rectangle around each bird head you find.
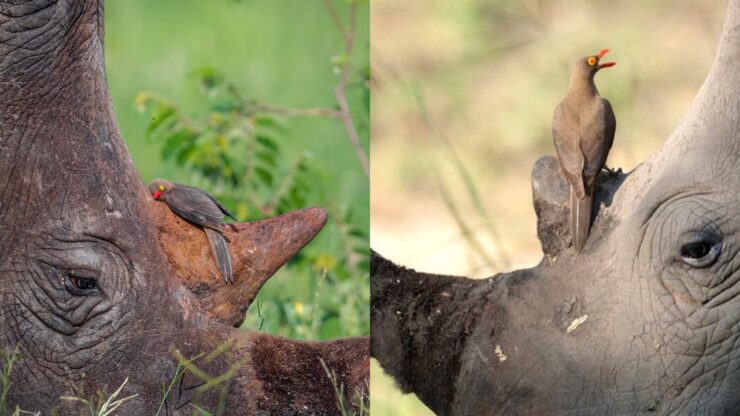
[148,179,173,201]
[575,48,616,78]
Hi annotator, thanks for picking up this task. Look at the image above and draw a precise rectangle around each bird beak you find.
[597,48,616,69]
[153,191,162,200]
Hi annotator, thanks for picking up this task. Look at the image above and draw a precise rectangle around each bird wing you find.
[580,98,616,190]
[205,191,238,221]
[601,98,616,158]
[552,102,587,198]
[166,186,225,230]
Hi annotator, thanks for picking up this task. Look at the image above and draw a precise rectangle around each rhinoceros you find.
[372,1,740,415]
[0,1,368,414]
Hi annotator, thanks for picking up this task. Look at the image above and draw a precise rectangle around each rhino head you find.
[0,1,368,414]
[372,1,740,415]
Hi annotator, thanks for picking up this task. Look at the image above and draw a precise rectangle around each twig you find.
[228,83,340,119]
[322,1,369,177]
[334,86,369,177]
[242,1,369,177]
[233,1,369,178]
[253,104,341,119]
[322,0,349,41]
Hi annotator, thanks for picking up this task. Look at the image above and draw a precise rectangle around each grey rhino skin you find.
[0,1,368,414]
[371,1,740,415]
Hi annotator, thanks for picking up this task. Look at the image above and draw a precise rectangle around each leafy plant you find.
[136,80,317,219]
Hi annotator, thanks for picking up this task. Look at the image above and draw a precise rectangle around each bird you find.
[149,179,237,283]
[552,48,617,252]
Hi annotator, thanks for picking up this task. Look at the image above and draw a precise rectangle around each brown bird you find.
[149,179,237,283]
[552,48,617,252]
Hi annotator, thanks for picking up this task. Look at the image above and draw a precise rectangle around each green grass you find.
[1,348,40,416]
[60,378,138,416]
[1,348,20,416]
[321,359,370,416]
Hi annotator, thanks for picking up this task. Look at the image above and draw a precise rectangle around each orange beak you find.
[597,48,616,69]
[153,191,162,200]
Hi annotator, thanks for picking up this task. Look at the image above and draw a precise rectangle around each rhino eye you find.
[64,271,98,295]
[679,232,721,268]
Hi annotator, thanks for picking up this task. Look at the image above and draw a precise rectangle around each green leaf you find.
[190,66,225,93]
[255,167,273,186]
[357,258,370,272]
[348,227,367,239]
[254,115,287,133]
[211,100,239,113]
[256,134,280,153]
[257,151,277,167]
[146,106,177,137]
[161,131,193,159]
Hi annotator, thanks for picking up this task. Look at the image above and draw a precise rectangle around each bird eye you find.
[587,57,597,66]
[679,232,722,268]
[64,271,98,295]
[159,185,165,191]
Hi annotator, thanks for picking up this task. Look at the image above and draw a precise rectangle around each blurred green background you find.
[371,0,725,414]
[104,0,369,342]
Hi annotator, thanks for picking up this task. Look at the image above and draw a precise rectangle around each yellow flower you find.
[294,302,304,315]
[313,253,337,272]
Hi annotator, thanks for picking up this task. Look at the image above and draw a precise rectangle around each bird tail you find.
[570,188,593,252]
[205,228,234,284]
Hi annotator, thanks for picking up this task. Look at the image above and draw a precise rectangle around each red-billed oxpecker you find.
[552,48,617,252]
[149,179,237,283]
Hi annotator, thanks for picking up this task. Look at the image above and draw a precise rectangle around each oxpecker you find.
[149,179,237,283]
[552,49,617,252]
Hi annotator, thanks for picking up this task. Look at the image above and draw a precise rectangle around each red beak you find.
[597,48,616,69]
[153,191,162,200]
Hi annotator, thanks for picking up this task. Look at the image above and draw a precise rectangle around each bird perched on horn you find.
[552,48,617,252]
[149,179,237,283]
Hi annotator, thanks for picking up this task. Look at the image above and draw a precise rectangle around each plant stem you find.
[322,0,348,40]
[240,1,370,178]
[323,1,369,177]
[252,105,341,119]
